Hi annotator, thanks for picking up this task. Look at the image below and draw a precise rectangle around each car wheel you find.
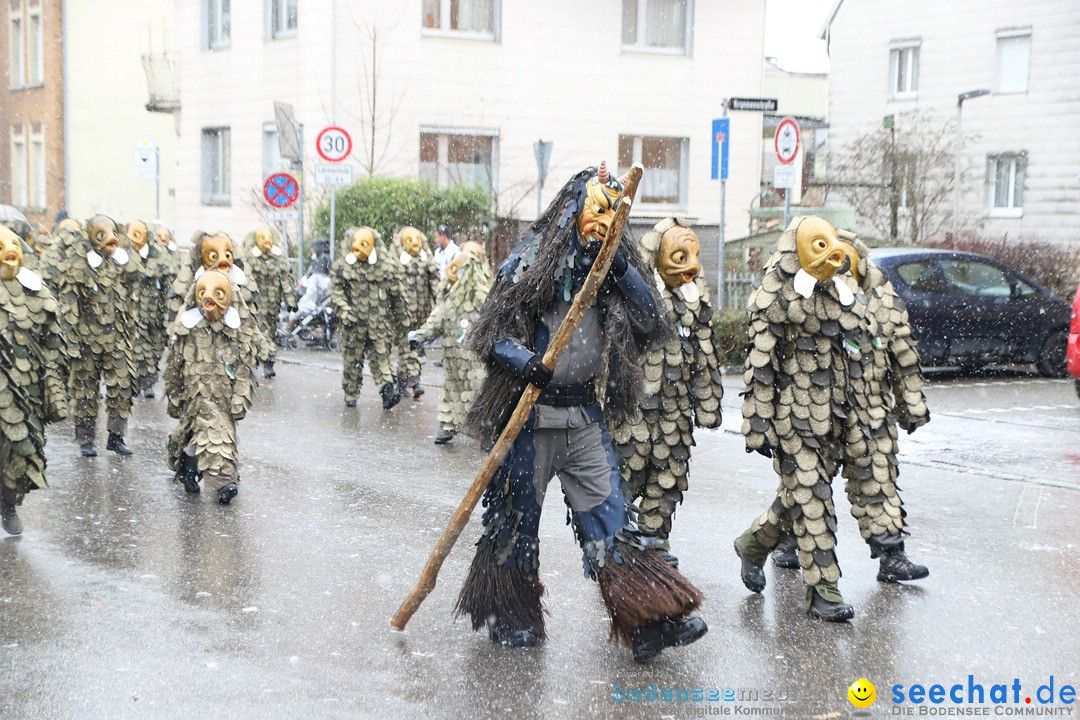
[1075,380,1080,402]
[1035,330,1068,377]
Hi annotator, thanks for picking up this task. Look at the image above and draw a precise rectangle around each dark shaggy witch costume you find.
[454,167,705,657]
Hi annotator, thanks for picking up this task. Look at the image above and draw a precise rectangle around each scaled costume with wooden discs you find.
[55,215,139,456]
[330,227,408,410]
[733,217,930,622]
[0,227,70,534]
[408,242,492,444]
[394,226,439,398]
[164,270,259,505]
[243,227,298,377]
[610,218,724,561]
[454,165,707,662]
[126,220,179,397]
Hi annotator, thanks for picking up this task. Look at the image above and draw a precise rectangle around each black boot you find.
[632,616,708,663]
[263,360,276,379]
[874,541,929,583]
[734,535,766,593]
[176,463,201,494]
[434,427,456,445]
[217,482,238,505]
[106,432,133,456]
[143,387,155,399]
[806,583,854,622]
[344,396,358,408]
[80,442,97,457]
[487,622,540,649]
[654,548,680,568]
[380,382,401,410]
[772,532,799,568]
[1,500,22,535]
[412,383,425,399]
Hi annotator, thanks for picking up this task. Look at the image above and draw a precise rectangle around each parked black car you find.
[869,248,1071,376]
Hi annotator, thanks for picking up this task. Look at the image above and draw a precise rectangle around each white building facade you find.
[822,0,1080,245]
[174,0,768,259]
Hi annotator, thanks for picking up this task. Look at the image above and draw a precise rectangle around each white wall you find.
[174,0,767,247]
[66,0,176,225]
[825,0,1080,245]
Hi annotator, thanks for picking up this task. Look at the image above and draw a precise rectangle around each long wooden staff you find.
[390,164,644,630]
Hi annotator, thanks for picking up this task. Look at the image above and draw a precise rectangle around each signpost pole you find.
[154,145,160,220]
[718,103,728,313]
[297,124,305,278]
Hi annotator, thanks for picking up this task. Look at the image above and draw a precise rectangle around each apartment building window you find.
[27,8,42,84]
[622,0,693,55]
[201,127,231,205]
[9,129,27,207]
[28,130,45,209]
[9,13,24,88]
[987,153,1025,217]
[268,0,297,39]
[618,135,688,207]
[419,129,497,194]
[995,28,1031,94]
[421,0,498,40]
[889,40,920,99]
[205,0,231,49]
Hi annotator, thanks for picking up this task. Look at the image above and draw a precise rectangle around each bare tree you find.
[345,10,408,177]
[828,110,974,244]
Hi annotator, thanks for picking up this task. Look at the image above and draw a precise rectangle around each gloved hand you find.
[407,330,421,349]
[523,354,553,389]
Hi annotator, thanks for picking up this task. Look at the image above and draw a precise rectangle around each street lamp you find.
[952,88,991,239]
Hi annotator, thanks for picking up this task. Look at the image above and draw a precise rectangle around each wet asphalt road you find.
[1,350,1077,719]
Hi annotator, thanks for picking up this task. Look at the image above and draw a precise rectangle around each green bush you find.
[311,177,493,247]
[712,307,749,368]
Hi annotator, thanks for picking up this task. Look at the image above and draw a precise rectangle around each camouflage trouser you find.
[256,307,279,362]
[393,332,422,386]
[341,327,394,398]
[840,421,906,545]
[71,348,133,442]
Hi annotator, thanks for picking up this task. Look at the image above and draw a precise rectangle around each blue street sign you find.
[711,118,730,180]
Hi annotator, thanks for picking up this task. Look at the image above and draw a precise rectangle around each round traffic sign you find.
[264,173,300,208]
[316,126,352,163]
[774,117,801,166]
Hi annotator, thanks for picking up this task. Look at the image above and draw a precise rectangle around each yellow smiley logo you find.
[848,678,876,708]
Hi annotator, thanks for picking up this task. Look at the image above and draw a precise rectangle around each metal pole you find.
[330,0,337,262]
[717,101,727,312]
[782,188,791,231]
[297,124,305,278]
[952,100,963,240]
[154,145,161,219]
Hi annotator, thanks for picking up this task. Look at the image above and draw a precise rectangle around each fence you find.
[716,271,757,313]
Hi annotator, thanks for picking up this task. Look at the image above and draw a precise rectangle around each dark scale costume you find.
[164,271,259,504]
[455,167,707,661]
[129,224,179,396]
[0,236,71,534]
[330,228,408,409]
[393,227,440,397]
[169,232,273,365]
[610,218,724,555]
[408,244,492,442]
[54,216,140,456]
[733,217,930,622]
[242,229,298,376]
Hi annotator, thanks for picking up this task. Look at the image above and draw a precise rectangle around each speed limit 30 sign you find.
[316,126,352,163]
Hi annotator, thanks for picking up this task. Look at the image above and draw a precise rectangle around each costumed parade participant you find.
[407,241,492,444]
[330,226,408,410]
[164,270,259,504]
[0,227,70,534]
[768,232,932,579]
[55,215,139,457]
[38,217,83,288]
[394,226,439,399]
[733,217,930,622]
[126,220,178,398]
[610,217,724,567]
[454,163,707,663]
[243,227,298,379]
